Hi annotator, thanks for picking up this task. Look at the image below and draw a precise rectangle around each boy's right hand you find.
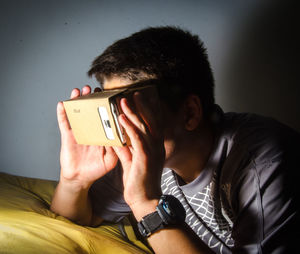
[57,85,118,189]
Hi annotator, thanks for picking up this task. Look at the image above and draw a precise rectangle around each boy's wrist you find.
[130,199,159,221]
[59,176,92,194]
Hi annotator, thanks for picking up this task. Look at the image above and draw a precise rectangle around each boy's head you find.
[88,26,215,118]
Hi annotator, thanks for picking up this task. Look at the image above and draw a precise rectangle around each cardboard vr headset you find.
[63,85,156,146]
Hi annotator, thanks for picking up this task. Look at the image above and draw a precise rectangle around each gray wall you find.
[0,0,299,180]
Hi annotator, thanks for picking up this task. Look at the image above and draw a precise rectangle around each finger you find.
[82,85,91,96]
[70,88,80,99]
[133,92,159,137]
[104,146,115,155]
[94,87,102,93]
[118,114,147,153]
[120,98,148,135]
[103,146,118,164]
[57,101,71,134]
[113,146,132,166]
[99,146,117,173]
[113,145,133,182]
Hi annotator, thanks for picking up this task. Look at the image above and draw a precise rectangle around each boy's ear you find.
[183,95,203,131]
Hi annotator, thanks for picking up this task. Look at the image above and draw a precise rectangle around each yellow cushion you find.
[0,172,152,254]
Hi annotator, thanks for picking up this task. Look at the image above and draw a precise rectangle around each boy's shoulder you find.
[220,111,299,161]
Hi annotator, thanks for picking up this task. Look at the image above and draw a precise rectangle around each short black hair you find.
[88,26,215,116]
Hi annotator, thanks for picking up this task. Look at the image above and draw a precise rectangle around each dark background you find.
[0,0,298,180]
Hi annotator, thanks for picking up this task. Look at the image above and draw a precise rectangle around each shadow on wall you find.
[223,0,299,131]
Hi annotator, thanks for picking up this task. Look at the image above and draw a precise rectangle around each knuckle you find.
[139,123,148,134]
[132,131,141,141]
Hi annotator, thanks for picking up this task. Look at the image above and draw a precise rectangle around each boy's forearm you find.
[50,179,93,226]
[131,201,213,254]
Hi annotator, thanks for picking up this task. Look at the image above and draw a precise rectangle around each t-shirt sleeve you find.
[230,127,299,253]
[89,164,131,223]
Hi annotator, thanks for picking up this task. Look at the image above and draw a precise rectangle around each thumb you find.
[113,146,132,170]
[57,101,71,135]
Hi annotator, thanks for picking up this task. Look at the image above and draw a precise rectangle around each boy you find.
[51,26,299,253]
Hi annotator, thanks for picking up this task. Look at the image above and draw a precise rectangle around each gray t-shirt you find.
[89,110,299,253]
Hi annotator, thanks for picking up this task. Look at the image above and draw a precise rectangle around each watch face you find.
[162,201,172,215]
[159,195,186,224]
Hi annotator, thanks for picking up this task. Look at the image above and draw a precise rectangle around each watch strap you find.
[137,211,165,237]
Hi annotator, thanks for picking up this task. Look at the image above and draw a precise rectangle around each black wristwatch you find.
[137,195,186,238]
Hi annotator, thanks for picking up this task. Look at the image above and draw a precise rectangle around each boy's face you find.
[102,77,185,167]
